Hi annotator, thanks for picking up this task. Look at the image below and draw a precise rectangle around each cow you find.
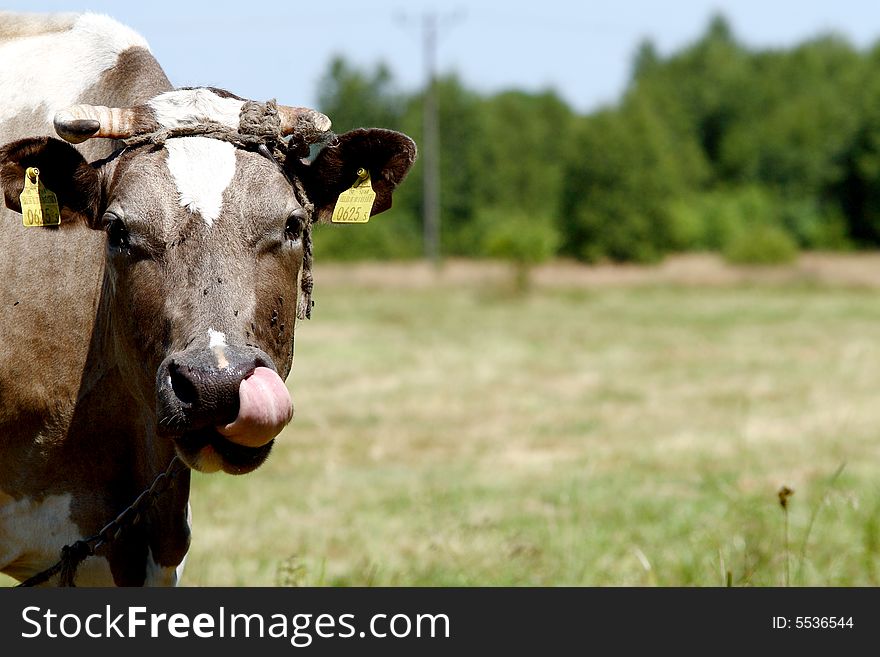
[0,12,416,586]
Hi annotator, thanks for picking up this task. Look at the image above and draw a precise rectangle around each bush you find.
[311,210,422,261]
[558,100,709,264]
[665,198,710,251]
[666,192,744,252]
[722,224,799,265]
[566,204,668,264]
[483,218,560,266]
[479,209,560,290]
[670,184,856,262]
[778,199,851,249]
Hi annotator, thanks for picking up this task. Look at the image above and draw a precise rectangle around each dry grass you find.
[183,254,880,586]
[316,252,880,289]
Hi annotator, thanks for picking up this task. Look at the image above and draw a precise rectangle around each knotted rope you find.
[17,456,187,587]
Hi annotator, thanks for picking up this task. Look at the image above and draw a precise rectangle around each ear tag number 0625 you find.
[331,168,376,224]
[20,167,61,227]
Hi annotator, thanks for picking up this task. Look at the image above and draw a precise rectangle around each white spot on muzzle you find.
[208,328,229,369]
[164,137,236,227]
[207,328,227,348]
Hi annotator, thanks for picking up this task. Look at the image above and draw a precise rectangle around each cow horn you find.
[54,104,140,144]
[277,105,332,143]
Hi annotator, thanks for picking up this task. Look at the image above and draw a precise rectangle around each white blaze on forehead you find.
[149,89,245,228]
[0,13,149,124]
[165,138,236,227]
[148,88,244,130]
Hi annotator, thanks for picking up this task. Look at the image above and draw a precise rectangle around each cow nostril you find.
[168,362,198,407]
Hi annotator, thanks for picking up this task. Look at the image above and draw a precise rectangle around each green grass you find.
[6,259,880,586]
[182,269,880,586]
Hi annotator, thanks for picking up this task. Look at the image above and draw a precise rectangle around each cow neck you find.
[16,456,188,587]
[61,260,191,584]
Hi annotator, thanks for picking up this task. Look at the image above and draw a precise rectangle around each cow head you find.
[0,88,416,475]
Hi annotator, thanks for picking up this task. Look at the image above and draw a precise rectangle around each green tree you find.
[316,56,405,133]
[455,90,574,258]
[394,74,488,256]
[313,57,418,260]
[559,98,708,263]
[310,13,880,263]
[476,90,575,216]
[629,13,753,171]
[829,43,880,245]
[719,37,863,193]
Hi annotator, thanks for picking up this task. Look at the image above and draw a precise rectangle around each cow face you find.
[0,89,416,476]
[100,139,304,475]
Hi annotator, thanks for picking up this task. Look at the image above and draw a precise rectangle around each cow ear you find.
[297,128,417,223]
[0,137,101,225]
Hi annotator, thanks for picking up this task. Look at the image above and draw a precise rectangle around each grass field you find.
[183,254,880,586]
[6,254,880,586]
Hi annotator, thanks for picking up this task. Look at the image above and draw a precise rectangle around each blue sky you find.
[6,1,880,113]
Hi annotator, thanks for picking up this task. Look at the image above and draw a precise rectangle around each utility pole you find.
[398,10,463,266]
[422,13,440,266]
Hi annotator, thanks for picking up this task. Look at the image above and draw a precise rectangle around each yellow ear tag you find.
[20,167,60,227]
[331,168,376,224]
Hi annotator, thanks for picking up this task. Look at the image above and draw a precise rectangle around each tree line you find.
[314,15,880,264]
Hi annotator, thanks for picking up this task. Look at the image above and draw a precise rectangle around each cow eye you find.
[104,213,130,250]
[285,210,306,242]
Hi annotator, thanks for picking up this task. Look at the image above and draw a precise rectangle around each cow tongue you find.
[216,367,293,448]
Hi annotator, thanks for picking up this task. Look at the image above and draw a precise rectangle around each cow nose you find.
[157,346,275,430]
[167,359,245,423]
[167,361,200,407]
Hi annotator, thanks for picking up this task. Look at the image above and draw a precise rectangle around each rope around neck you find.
[16,456,187,587]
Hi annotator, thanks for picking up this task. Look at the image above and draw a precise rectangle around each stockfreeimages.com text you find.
[21,605,450,647]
